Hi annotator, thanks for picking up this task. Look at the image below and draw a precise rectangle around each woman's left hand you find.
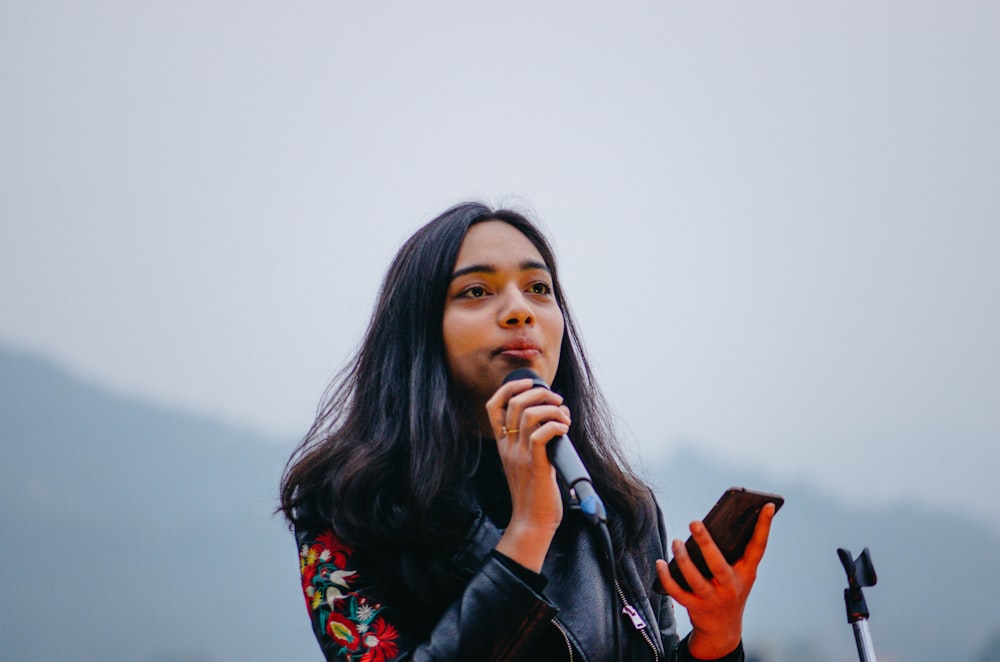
[654,503,776,660]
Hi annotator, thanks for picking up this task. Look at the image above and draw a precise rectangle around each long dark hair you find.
[280,202,653,579]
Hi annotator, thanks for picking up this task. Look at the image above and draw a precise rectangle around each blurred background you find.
[2,2,998,660]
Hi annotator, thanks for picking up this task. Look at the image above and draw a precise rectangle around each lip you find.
[494,339,542,361]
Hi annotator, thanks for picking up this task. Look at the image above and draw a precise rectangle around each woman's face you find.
[443,220,565,410]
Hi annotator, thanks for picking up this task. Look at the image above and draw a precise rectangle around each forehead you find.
[453,220,547,267]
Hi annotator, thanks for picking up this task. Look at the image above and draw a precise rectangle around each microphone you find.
[502,368,607,526]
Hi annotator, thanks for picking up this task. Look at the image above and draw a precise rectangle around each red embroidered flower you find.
[301,560,318,589]
[360,617,400,662]
[316,529,352,567]
[326,611,363,652]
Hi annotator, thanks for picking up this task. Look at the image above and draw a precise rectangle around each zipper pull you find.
[622,604,647,630]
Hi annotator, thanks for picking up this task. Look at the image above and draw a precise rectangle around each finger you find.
[688,520,733,581]
[485,377,534,408]
[654,558,696,605]
[487,378,550,438]
[519,404,572,436]
[668,535,713,594]
[521,421,569,465]
[503,389,565,439]
[739,502,776,568]
[486,378,536,432]
[507,385,563,411]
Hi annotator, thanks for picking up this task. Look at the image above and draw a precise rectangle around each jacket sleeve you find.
[295,525,558,661]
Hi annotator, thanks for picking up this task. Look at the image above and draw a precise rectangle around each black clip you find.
[837,547,877,623]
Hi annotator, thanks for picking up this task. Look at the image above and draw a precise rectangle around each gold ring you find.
[506,427,520,435]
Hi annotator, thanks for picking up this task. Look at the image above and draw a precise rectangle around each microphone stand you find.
[837,547,878,662]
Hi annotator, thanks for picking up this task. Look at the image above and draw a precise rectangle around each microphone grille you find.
[502,368,548,389]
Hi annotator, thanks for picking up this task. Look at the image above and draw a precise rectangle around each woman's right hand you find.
[487,377,571,573]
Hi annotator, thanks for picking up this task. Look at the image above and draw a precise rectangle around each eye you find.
[528,282,552,295]
[460,285,489,298]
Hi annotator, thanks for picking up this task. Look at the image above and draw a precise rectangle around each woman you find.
[279,202,775,661]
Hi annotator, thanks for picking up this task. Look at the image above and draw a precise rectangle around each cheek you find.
[547,312,566,350]
[540,313,566,382]
[442,314,478,372]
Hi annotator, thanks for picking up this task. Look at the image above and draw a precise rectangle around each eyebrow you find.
[450,259,551,281]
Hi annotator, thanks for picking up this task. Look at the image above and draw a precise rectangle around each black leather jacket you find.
[294,497,744,662]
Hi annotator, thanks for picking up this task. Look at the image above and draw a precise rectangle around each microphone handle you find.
[548,431,608,526]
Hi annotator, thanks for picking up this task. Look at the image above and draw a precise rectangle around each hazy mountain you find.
[0,345,316,662]
[2,344,998,661]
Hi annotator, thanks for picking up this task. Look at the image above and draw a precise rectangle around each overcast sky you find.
[2,1,998,531]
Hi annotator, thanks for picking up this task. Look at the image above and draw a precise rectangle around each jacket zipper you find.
[553,618,574,662]
[614,579,659,661]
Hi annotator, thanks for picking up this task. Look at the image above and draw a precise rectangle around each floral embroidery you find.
[328,611,362,651]
[360,617,400,662]
[300,529,401,661]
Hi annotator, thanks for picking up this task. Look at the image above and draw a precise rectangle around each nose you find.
[499,286,534,327]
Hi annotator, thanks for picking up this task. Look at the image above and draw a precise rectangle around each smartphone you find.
[663,487,784,592]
